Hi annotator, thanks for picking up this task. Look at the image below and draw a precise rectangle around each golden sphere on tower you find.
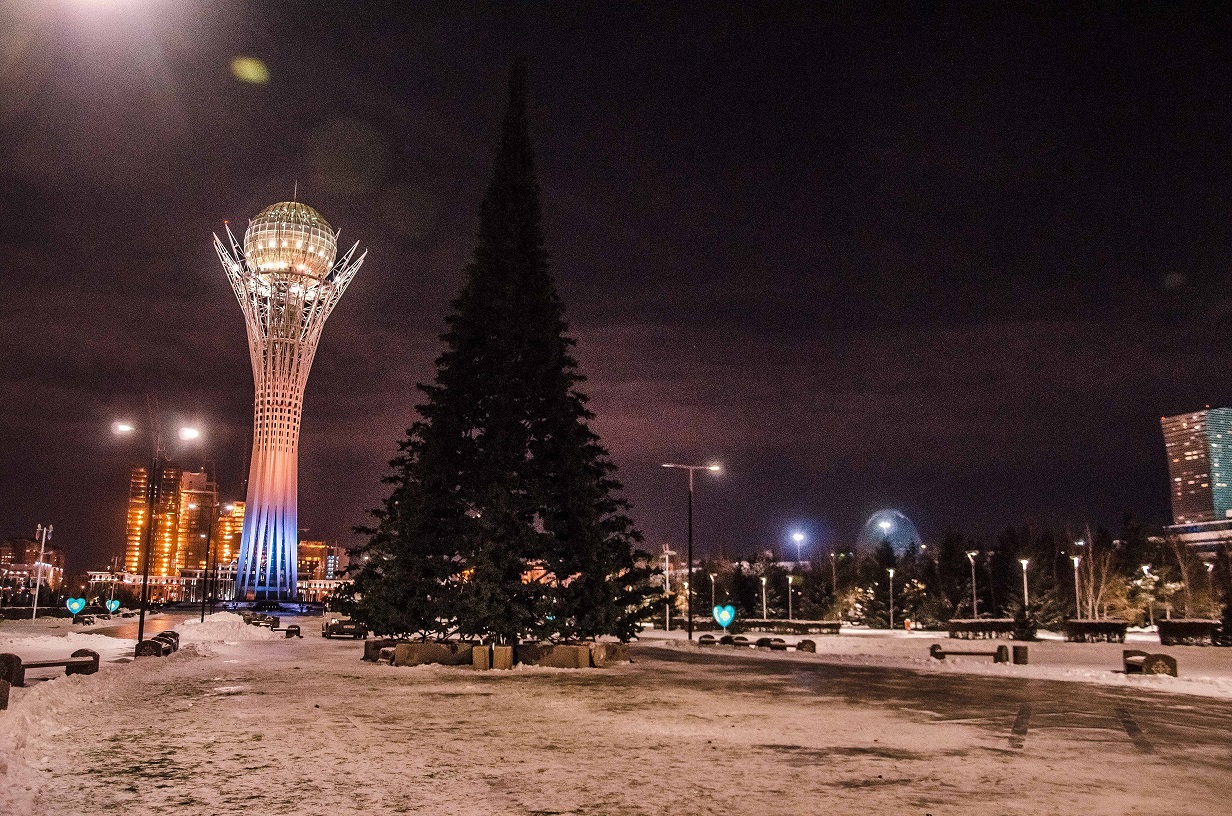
[242,201,338,285]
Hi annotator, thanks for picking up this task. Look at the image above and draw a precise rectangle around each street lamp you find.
[792,531,805,563]
[1019,559,1030,608]
[786,575,794,620]
[114,419,201,650]
[829,550,837,592]
[1071,555,1082,619]
[887,568,895,630]
[965,550,979,618]
[760,575,767,619]
[32,523,52,620]
[662,462,721,640]
[662,546,674,631]
[1141,564,1153,626]
[709,572,717,610]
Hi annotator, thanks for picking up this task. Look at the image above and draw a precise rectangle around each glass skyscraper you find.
[1161,408,1232,524]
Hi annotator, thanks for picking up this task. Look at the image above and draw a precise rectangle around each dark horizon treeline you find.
[685,514,1232,630]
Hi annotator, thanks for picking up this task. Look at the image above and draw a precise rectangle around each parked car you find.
[322,617,367,639]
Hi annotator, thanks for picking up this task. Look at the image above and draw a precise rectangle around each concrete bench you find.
[272,625,302,639]
[153,631,180,652]
[0,649,100,688]
[731,635,751,647]
[698,634,718,646]
[796,639,817,653]
[135,639,172,657]
[930,643,1021,664]
[1123,649,1178,677]
[768,639,789,651]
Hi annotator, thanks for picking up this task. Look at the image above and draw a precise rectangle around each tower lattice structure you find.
[215,201,365,600]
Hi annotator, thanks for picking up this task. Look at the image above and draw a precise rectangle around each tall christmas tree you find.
[340,63,656,644]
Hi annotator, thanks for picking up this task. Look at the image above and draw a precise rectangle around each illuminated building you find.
[123,464,184,576]
[297,540,348,580]
[1,536,65,599]
[213,501,244,568]
[1161,408,1232,524]
[215,201,365,600]
[176,469,217,571]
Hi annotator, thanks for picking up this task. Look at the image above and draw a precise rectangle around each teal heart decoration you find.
[106,599,121,614]
[713,604,735,628]
[66,597,86,615]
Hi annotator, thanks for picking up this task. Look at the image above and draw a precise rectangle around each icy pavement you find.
[1,616,1231,815]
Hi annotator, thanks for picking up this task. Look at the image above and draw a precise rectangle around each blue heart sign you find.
[66,597,86,615]
[713,604,735,628]
[106,599,121,614]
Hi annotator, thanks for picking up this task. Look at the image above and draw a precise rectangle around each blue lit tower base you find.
[215,202,365,600]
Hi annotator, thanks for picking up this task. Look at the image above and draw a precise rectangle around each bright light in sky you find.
[878,520,892,532]
[230,56,270,84]
[178,426,201,441]
[791,532,804,543]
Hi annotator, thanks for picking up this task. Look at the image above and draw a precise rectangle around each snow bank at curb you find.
[175,612,284,643]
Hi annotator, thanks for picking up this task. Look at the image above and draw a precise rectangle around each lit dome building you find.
[857,509,923,556]
[215,202,366,600]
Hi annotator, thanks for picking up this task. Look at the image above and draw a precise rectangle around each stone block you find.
[362,639,399,662]
[590,643,630,667]
[492,645,513,670]
[393,641,475,667]
[0,678,8,711]
[472,644,491,670]
[0,653,23,687]
[519,643,591,669]
[68,649,100,676]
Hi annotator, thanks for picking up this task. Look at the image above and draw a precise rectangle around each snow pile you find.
[175,612,285,643]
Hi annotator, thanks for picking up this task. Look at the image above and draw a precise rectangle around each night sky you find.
[3,2,1231,572]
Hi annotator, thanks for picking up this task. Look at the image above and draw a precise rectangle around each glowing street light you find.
[965,550,979,618]
[760,575,767,619]
[709,572,717,610]
[662,462,722,640]
[791,531,805,563]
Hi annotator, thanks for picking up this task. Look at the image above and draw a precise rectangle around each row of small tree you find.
[686,516,1232,633]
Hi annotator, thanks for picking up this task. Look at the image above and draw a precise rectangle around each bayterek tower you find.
[214,202,365,600]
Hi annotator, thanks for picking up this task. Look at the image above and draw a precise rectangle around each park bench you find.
[153,631,180,652]
[72,615,95,626]
[930,643,1020,664]
[136,639,171,657]
[796,639,816,653]
[1156,619,1220,647]
[698,634,717,646]
[731,635,750,647]
[946,619,1016,640]
[0,649,100,688]
[1063,619,1128,643]
[768,638,789,651]
[271,625,302,639]
[1122,650,1178,677]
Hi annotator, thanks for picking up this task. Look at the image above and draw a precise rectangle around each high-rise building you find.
[1161,408,1232,524]
[215,201,365,599]
[123,463,184,576]
[1,536,65,595]
[212,501,244,569]
[177,470,218,571]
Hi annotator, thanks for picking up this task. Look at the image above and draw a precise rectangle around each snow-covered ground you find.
[2,615,1231,815]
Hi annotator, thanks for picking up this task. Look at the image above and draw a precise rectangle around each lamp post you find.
[760,575,767,619]
[1071,555,1082,619]
[965,550,979,617]
[662,546,674,631]
[792,531,805,564]
[1019,559,1030,608]
[31,523,52,620]
[1141,564,1153,626]
[709,572,717,610]
[829,550,837,592]
[662,463,721,640]
[115,420,200,650]
[887,568,895,630]
[786,575,794,620]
